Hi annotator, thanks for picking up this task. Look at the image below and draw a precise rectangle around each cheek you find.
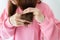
[11,0,18,5]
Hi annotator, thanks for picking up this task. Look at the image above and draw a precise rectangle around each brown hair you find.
[8,0,41,17]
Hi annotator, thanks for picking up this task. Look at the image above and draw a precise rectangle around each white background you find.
[0,0,60,21]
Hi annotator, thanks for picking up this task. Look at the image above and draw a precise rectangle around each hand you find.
[23,7,45,23]
[9,13,31,27]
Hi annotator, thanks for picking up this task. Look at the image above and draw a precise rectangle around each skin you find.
[10,0,18,5]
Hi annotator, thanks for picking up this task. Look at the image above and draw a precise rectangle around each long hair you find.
[8,0,17,17]
[8,0,41,17]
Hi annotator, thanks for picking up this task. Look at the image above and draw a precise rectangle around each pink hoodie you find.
[0,2,60,40]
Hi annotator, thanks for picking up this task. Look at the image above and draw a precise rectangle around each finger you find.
[15,13,22,18]
[23,21,31,24]
[23,7,34,14]
[16,20,31,25]
[16,22,24,25]
[23,8,39,14]
[29,8,40,15]
[15,19,25,23]
[16,19,31,23]
[15,19,24,26]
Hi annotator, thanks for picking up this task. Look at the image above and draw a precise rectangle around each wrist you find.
[4,17,14,28]
[9,16,17,26]
[35,14,45,23]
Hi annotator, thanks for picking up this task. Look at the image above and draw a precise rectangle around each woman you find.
[0,0,60,40]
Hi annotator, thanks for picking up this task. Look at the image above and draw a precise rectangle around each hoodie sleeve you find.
[0,9,16,40]
[36,3,60,40]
